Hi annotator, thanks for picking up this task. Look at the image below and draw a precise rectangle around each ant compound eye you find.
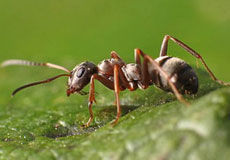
[77,67,85,78]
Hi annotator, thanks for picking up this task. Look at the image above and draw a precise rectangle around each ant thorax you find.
[97,58,125,76]
[121,63,142,89]
[122,63,142,81]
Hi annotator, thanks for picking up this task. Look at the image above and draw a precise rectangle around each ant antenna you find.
[12,74,70,96]
[1,59,70,73]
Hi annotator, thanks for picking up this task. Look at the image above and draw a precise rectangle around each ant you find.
[1,35,229,127]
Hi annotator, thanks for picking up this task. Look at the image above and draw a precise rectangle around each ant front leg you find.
[82,75,96,128]
[82,74,115,127]
[135,49,190,106]
[160,35,230,86]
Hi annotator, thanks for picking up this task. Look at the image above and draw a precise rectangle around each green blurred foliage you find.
[0,0,230,80]
[0,0,230,159]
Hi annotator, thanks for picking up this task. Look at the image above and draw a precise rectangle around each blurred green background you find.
[0,0,230,80]
[0,0,230,159]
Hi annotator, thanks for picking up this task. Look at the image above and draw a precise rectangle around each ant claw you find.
[110,118,119,126]
[81,123,89,128]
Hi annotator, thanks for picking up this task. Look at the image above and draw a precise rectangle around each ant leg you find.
[111,65,122,126]
[110,51,126,66]
[94,74,115,90]
[111,51,122,60]
[134,49,150,89]
[135,49,190,106]
[111,50,137,90]
[159,35,230,86]
[98,65,134,126]
[83,74,115,127]
[82,75,96,127]
[159,35,170,57]
[145,55,190,105]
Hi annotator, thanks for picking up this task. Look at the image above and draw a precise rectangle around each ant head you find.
[67,61,98,96]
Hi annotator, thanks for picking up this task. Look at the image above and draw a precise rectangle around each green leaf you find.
[0,67,230,160]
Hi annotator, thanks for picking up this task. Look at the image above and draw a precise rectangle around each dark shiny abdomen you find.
[155,56,199,94]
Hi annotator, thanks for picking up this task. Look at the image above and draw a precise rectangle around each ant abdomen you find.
[154,56,199,95]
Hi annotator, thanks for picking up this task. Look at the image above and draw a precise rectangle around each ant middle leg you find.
[83,68,133,127]
[159,35,230,86]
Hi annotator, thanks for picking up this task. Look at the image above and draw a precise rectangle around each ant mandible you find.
[2,35,229,127]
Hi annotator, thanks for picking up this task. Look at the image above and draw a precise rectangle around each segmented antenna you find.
[12,74,70,96]
[1,59,70,73]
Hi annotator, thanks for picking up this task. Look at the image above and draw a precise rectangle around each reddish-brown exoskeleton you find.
[2,35,229,127]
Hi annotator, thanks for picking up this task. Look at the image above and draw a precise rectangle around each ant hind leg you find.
[135,48,190,106]
[159,35,230,86]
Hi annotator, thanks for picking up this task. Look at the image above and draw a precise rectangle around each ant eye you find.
[77,67,85,78]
